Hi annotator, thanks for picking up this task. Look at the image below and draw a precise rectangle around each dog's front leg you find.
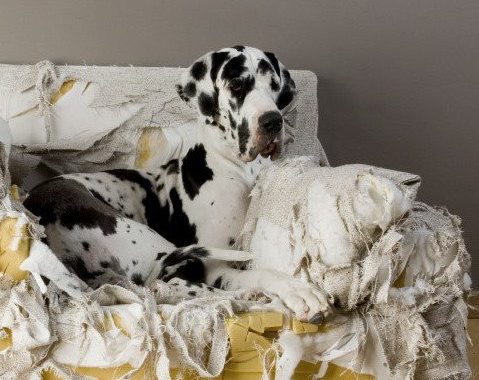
[205,262,332,323]
[151,246,331,322]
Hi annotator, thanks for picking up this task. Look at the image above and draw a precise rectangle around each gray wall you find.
[1,0,478,285]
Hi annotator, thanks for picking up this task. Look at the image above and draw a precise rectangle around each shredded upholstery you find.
[0,63,471,379]
[239,156,471,379]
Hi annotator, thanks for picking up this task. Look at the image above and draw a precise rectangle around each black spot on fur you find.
[237,118,250,155]
[105,169,197,246]
[176,84,189,102]
[97,257,126,277]
[277,69,296,109]
[264,52,281,77]
[105,169,165,227]
[132,260,138,266]
[132,240,136,244]
[88,189,109,206]
[228,111,236,129]
[210,51,230,82]
[270,77,280,92]
[184,82,196,97]
[233,76,255,107]
[221,54,246,82]
[198,92,217,117]
[82,241,90,251]
[161,159,179,175]
[229,100,238,112]
[186,247,209,257]
[181,144,214,200]
[131,273,144,285]
[64,256,103,281]
[190,60,207,80]
[188,291,197,296]
[169,188,198,245]
[228,238,235,247]
[24,178,118,236]
[232,45,245,51]
[257,59,274,75]
[277,84,295,110]
[159,247,206,283]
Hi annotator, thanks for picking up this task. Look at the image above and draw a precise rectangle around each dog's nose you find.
[258,111,283,134]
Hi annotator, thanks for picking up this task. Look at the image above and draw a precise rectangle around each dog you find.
[24,46,331,322]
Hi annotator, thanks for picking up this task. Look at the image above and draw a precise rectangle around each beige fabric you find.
[239,156,471,379]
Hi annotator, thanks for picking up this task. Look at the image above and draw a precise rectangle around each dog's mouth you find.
[259,137,282,160]
[260,141,278,158]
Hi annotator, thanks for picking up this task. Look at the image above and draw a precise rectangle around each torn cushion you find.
[239,156,471,379]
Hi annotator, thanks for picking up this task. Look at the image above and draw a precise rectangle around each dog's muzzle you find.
[258,111,283,158]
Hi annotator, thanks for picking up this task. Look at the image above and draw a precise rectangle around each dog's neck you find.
[197,122,245,166]
[155,120,266,187]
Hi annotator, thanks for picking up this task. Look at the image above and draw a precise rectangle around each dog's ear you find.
[176,50,231,124]
[264,51,297,110]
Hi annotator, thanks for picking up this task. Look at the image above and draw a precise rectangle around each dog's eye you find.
[229,78,244,92]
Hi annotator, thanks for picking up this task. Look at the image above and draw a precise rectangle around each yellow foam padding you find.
[0,217,31,282]
[393,268,406,288]
[467,319,479,379]
[222,311,372,380]
[50,80,76,105]
[134,127,168,168]
[9,184,20,201]
[42,363,148,380]
[0,328,12,351]
[38,311,372,379]
[97,313,131,338]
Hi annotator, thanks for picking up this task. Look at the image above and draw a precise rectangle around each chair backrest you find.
[0,62,328,187]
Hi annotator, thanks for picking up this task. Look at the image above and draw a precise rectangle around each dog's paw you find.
[261,273,332,323]
[281,280,332,323]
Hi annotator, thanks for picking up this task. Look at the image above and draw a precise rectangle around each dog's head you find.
[177,46,296,162]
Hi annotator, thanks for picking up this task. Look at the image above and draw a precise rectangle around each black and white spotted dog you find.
[24,46,330,322]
